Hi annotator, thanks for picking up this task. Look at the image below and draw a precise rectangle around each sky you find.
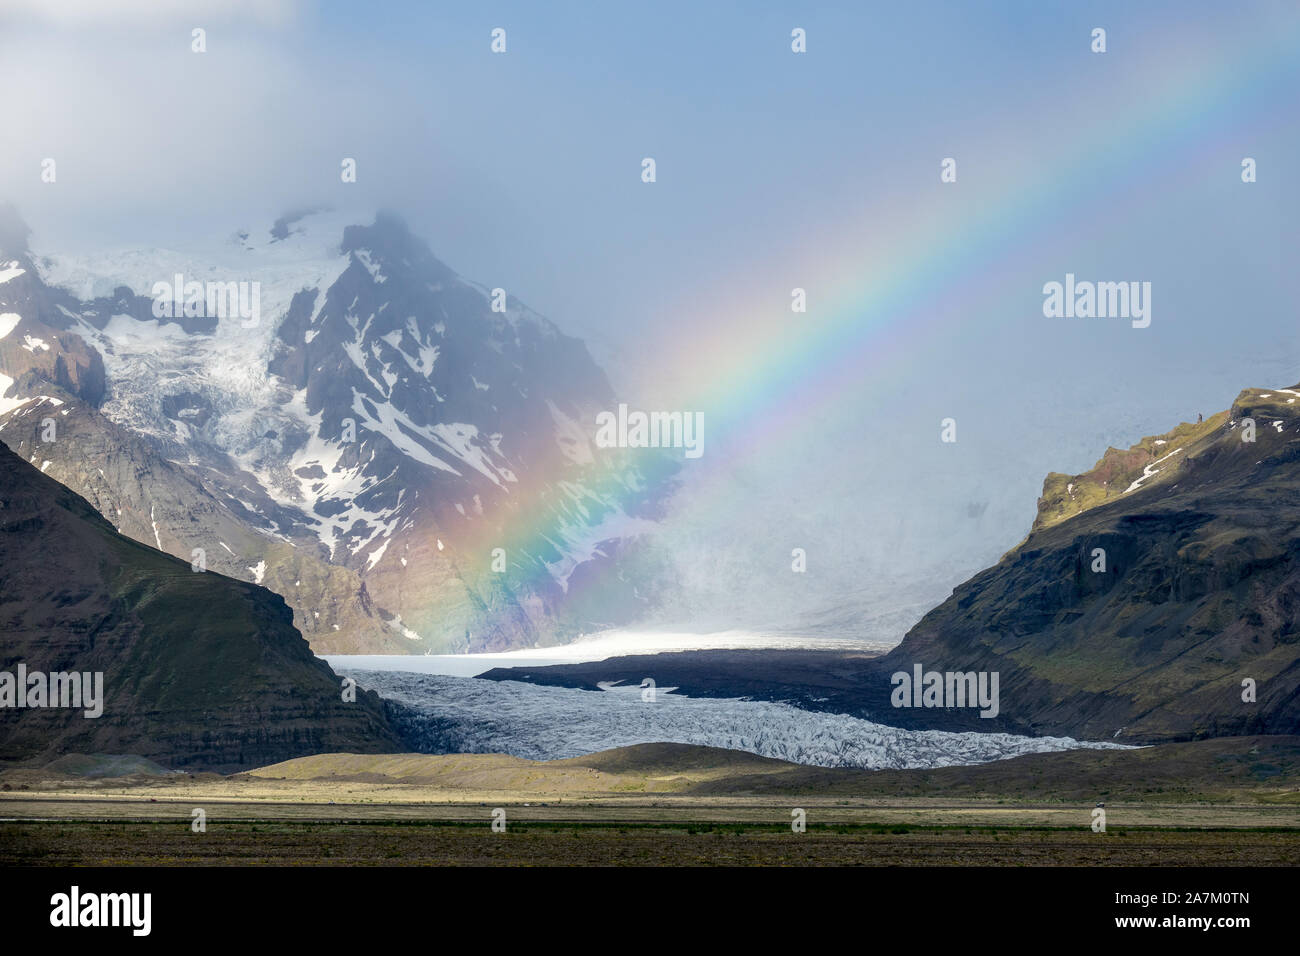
[2,1,1298,639]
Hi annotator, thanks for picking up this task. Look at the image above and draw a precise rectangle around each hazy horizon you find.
[4,0,1298,640]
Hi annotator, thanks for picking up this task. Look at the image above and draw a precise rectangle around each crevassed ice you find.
[344,669,1132,771]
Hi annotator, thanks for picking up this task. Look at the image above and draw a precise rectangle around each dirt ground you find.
[4,818,1299,866]
[4,741,1297,865]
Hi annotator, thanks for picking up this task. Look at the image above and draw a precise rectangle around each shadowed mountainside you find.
[883,386,1300,743]
[0,441,403,771]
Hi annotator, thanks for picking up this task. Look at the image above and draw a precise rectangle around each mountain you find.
[0,206,674,653]
[0,440,402,772]
[877,385,1300,742]
[488,386,1300,745]
[0,393,404,651]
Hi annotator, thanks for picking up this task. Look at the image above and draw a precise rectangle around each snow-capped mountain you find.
[0,205,674,653]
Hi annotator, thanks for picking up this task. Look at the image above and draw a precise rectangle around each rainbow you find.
[472,12,1300,644]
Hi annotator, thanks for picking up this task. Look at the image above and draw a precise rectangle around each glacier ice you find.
[345,668,1131,771]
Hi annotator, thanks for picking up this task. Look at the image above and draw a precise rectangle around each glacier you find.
[344,667,1132,770]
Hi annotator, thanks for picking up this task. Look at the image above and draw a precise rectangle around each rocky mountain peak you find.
[0,207,673,653]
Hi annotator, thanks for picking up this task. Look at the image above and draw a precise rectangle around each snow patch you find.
[366,538,390,571]
[0,372,26,415]
[1124,447,1182,495]
[386,616,420,641]
[547,399,594,466]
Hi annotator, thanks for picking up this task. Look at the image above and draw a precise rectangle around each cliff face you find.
[881,387,1300,743]
[0,441,403,772]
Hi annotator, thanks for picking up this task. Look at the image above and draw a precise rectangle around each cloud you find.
[0,0,302,28]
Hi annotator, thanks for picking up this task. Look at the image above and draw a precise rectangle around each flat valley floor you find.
[3,738,1299,866]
